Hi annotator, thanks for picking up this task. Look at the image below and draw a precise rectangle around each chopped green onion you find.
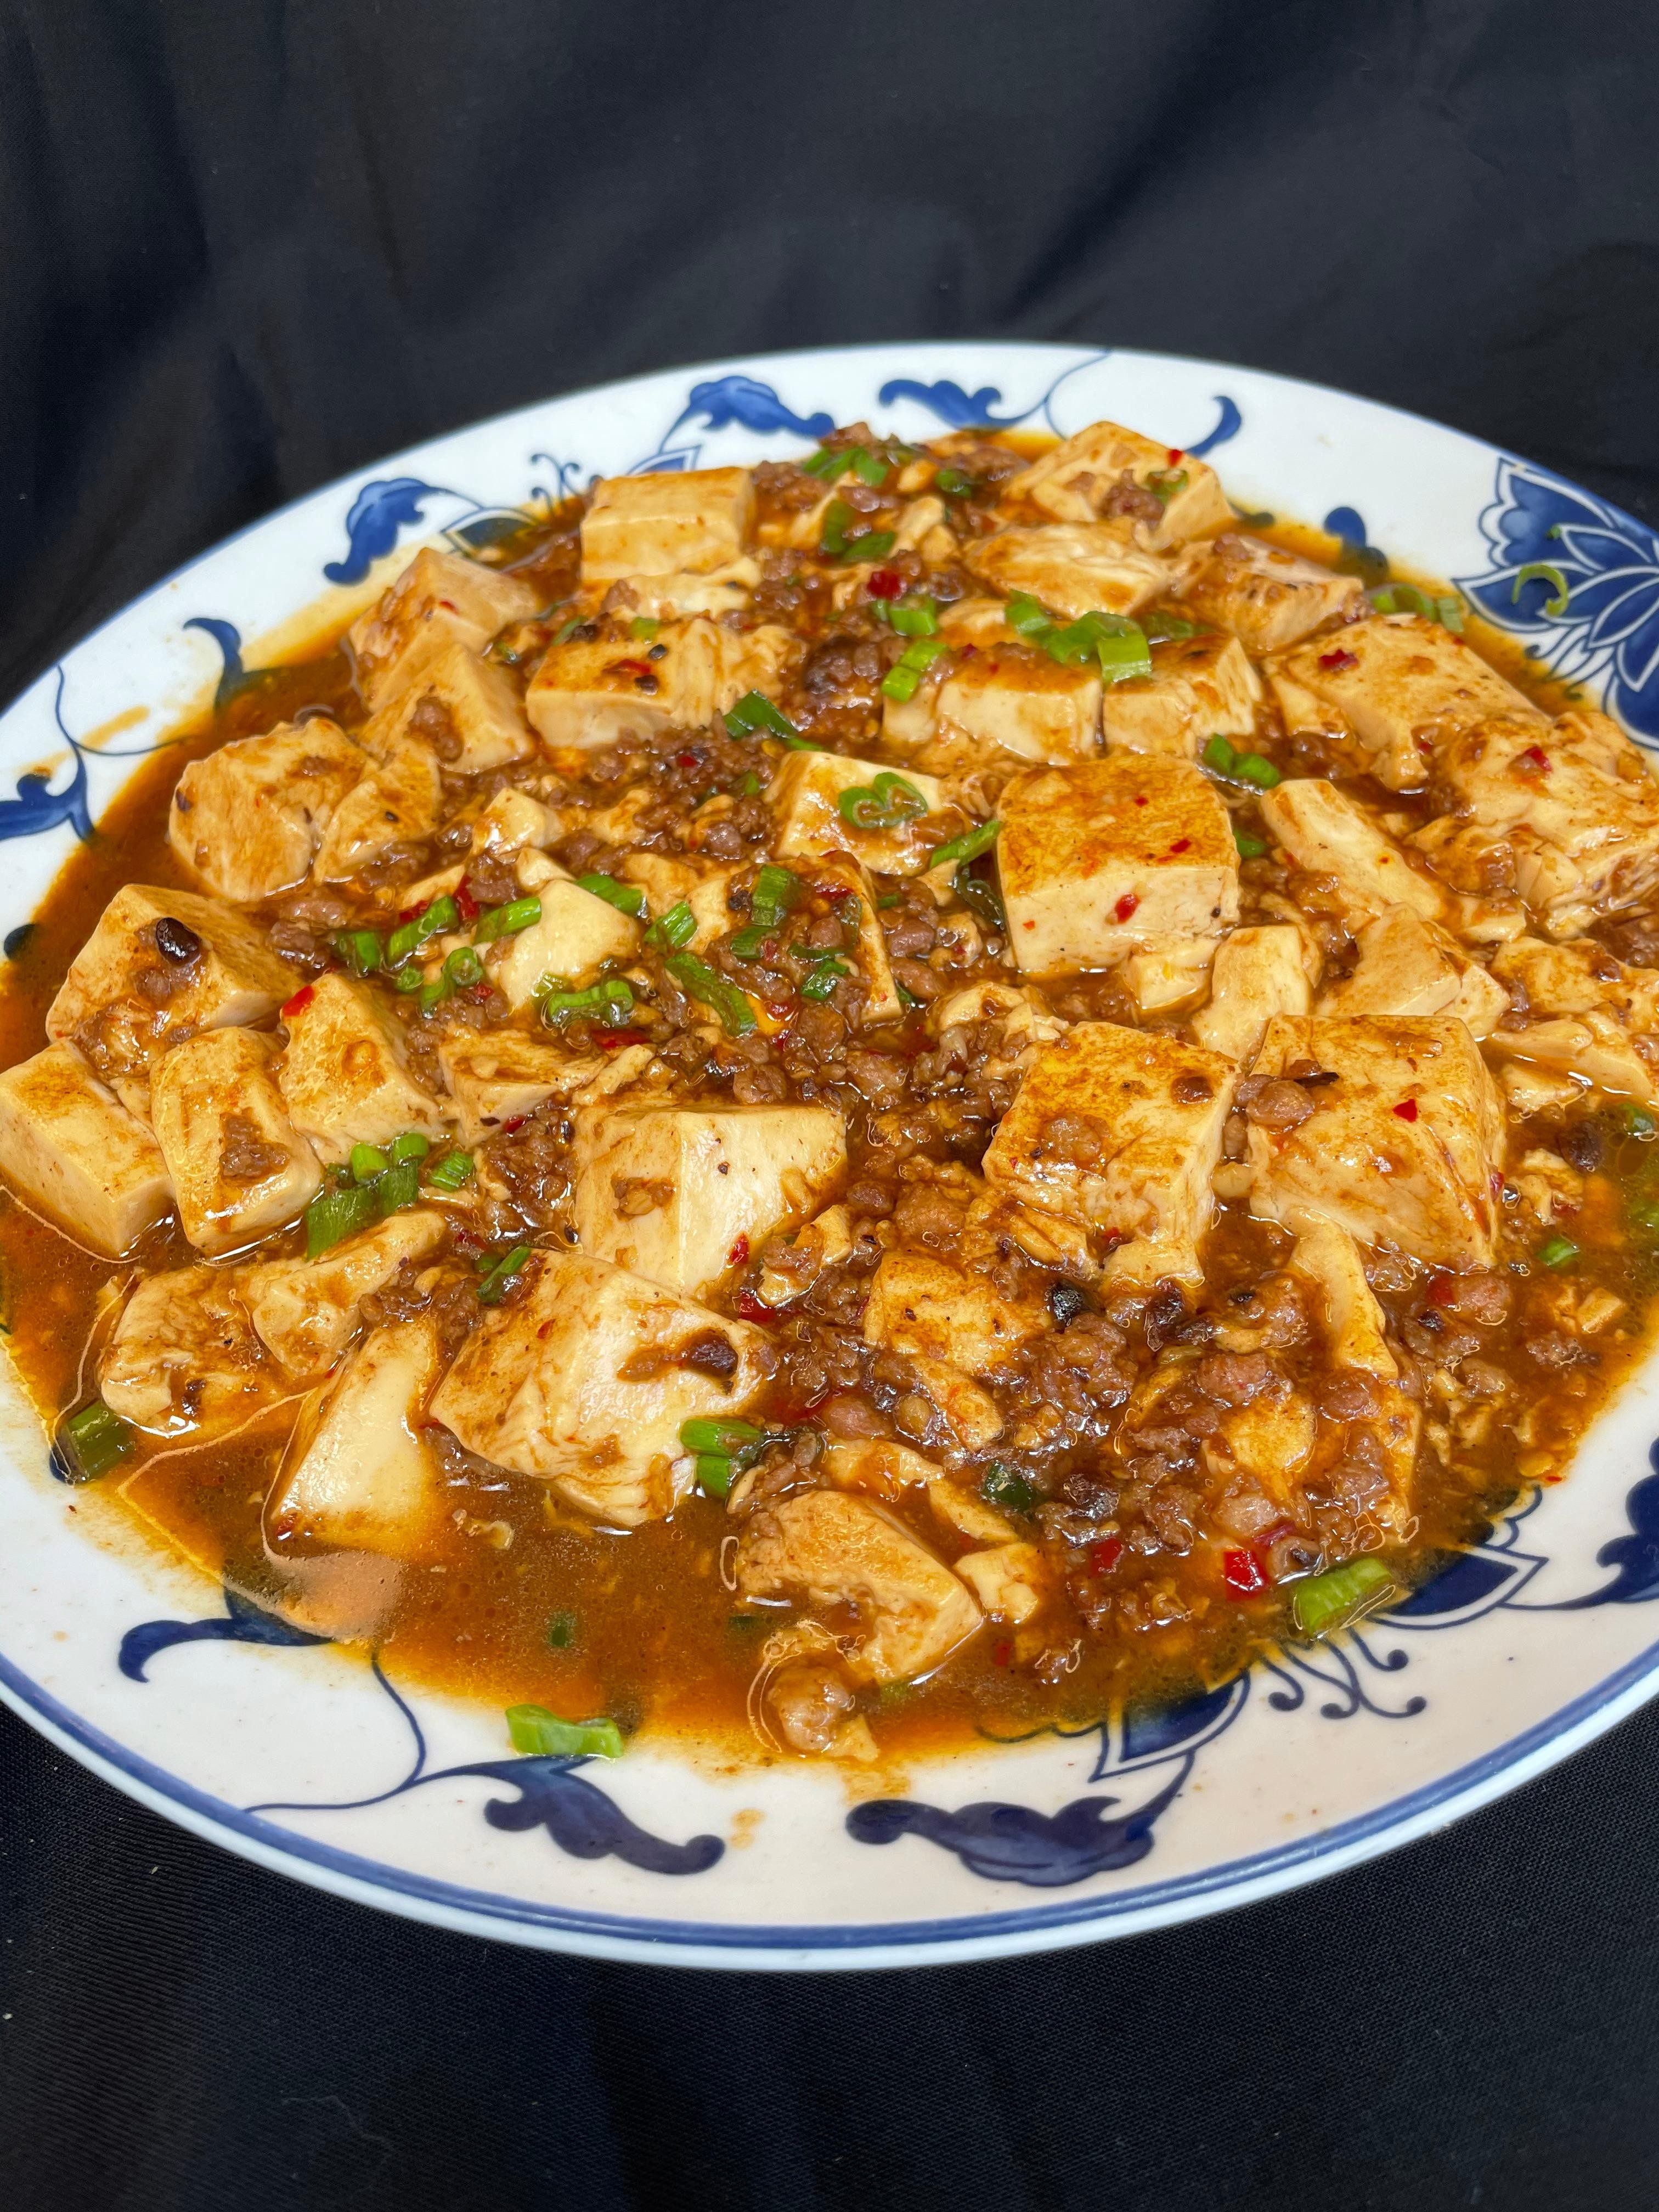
[373,1159,421,1217]
[473,896,542,944]
[850,448,889,488]
[426,1150,475,1192]
[1092,622,1152,685]
[629,616,661,641]
[735,770,763,795]
[1235,752,1282,790]
[477,1244,531,1304]
[349,1143,389,1184]
[694,1454,735,1497]
[1142,610,1198,644]
[664,951,756,1036]
[1511,562,1571,617]
[546,1611,578,1649]
[881,662,923,705]
[387,894,460,967]
[837,770,929,831]
[443,947,485,991]
[1622,1103,1657,1139]
[552,615,585,646]
[929,819,1000,869]
[1203,733,1238,775]
[895,980,919,1009]
[1234,827,1269,860]
[935,465,975,497]
[1291,1555,1397,1639]
[953,860,1007,933]
[504,1705,624,1759]
[417,978,449,1015]
[800,957,849,1002]
[304,1180,377,1259]
[394,967,426,994]
[540,975,636,1027]
[578,872,647,918]
[1040,610,1152,682]
[1005,591,1052,637]
[330,928,383,977]
[728,923,773,961]
[60,1400,136,1482]
[724,690,809,746]
[981,1462,1037,1514]
[681,1417,765,1455]
[644,899,697,951]
[1147,467,1188,501]
[887,596,939,636]
[843,530,896,563]
[1538,1233,1581,1269]
[800,446,845,480]
[1370,582,1465,631]
[820,498,855,556]
[390,1130,431,1164]
[879,636,950,703]
[751,862,803,929]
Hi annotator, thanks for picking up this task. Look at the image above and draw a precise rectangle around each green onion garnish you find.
[1622,1103,1657,1139]
[694,1454,736,1497]
[427,1150,475,1192]
[837,770,929,831]
[1511,562,1571,617]
[1142,610,1198,644]
[644,899,697,951]
[1291,1556,1397,1639]
[552,615,585,646]
[373,1159,421,1216]
[724,690,811,747]
[330,928,383,977]
[1235,752,1282,790]
[578,873,648,918]
[504,1705,624,1759]
[850,448,889,489]
[304,1180,377,1259]
[390,1130,431,1164]
[981,1462,1037,1514]
[1203,733,1237,774]
[539,975,636,1028]
[442,947,483,991]
[929,819,1000,869]
[843,530,896,563]
[953,861,1007,933]
[1370,582,1465,630]
[935,465,975,496]
[477,1244,531,1305]
[1005,591,1052,637]
[681,1418,765,1455]
[1234,827,1268,860]
[751,863,803,930]
[60,1400,136,1482]
[1042,610,1152,684]
[820,498,855,556]
[887,595,939,636]
[880,636,950,703]
[546,1612,578,1649]
[800,957,849,1002]
[387,894,460,967]
[728,923,772,961]
[664,951,755,1036]
[800,446,845,481]
[1538,1233,1581,1269]
[472,896,542,944]
[349,1143,388,1184]
[395,968,426,994]
[629,616,662,641]
[1147,467,1188,502]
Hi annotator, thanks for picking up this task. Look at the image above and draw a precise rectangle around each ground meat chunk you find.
[1235,1075,1316,1131]
[768,1663,861,1756]
[217,1113,289,1184]
[1195,1351,1278,1405]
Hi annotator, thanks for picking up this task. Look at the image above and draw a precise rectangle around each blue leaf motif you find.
[0,668,93,848]
[458,1757,724,1875]
[1186,395,1243,459]
[1550,1452,1659,1609]
[119,1587,328,1681]
[323,477,456,586]
[876,377,1027,429]
[847,1765,1189,1887]
[1388,1550,1527,1621]
[183,617,246,708]
[1119,1678,1242,1764]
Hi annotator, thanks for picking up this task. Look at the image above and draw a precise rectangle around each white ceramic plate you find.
[4,342,1659,1972]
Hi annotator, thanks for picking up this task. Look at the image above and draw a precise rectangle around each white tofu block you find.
[768,749,947,877]
[734,1489,981,1685]
[1259,778,1447,923]
[100,1266,279,1434]
[1173,535,1365,652]
[1099,633,1262,759]
[277,973,450,1163]
[580,467,755,583]
[605,557,760,621]
[244,1209,447,1378]
[169,718,365,902]
[1487,1013,1656,1103]
[999,757,1239,975]
[0,1043,172,1255]
[1246,1014,1504,1265]
[1491,936,1659,1031]
[934,646,1102,765]
[1286,1220,1398,1378]
[1122,935,1216,1013]
[437,1029,620,1145]
[1190,925,1311,1062]
[981,1020,1237,1284]
[967,521,1170,620]
[490,879,641,1010]
[358,640,534,773]
[150,1027,321,1256]
[574,1101,845,1295]
[1318,906,1510,1037]
[470,786,561,857]
[862,1250,1046,1374]
[1005,417,1232,548]
[46,885,296,1079]
[429,1250,770,1527]
[804,849,904,1023]
[310,738,441,882]
[348,548,541,708]
[1268,614,1536,791]
[525,617,793,750]
[266,1319,444,1559]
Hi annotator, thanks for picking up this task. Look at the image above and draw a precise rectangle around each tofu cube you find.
[525,617,793,751]
[470,786,561,855]
[0,1042,172,1255]
[1286,1219,1399,1379]
[244,1209,447,1377]
[998,757,1239,975]
[1004,418,1232,549]
[490,878,641,1010]
[1122,936,1216,1013]
[1318,906,1510,1037]
[348,549,542,709]
[981,1021,1237,1284]
[1491,936,1659,1031]
[266,1320,444,1559]
[967,521,1170,620]
[1259,778,1447,923]
[573,1101,845,1295]
[150,1027,321,1255]
[1190,925,1312,1062]
[100,1266,279,1434]
[805,849,904,1024]
[604,557,761,622]
[1245,1014,1504,1265]
[1268,614,1537,791]
[310,738,441,882]
[768,749,947,876]
[46,884,295,1082]
[428,1250,770,1526]
[358,640,534,773]
[934,645,1102,765]
[580,467,756,584]
[1172,535,1364,652]
[169,718,364,902]
[1099,632,1262,759]
[437,1029,617,1145]
[277,973,450,1163]
[862,1250,1047,1374]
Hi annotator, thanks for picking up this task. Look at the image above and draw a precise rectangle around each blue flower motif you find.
[847,1764,1189,1888]
[634,376,836,472]
[118,1586,326,1680]
[323,477,458,586]
[1457,459,1659,743]
[876,378,1030,430]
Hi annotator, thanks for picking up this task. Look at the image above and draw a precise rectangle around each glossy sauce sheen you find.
[2,432,1656,1771]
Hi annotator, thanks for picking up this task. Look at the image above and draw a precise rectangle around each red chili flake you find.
[454,878,479,923]
[611,657,654,679]
[280,984,315,1020]
[1114,893,1140,922]
[1318,646,1358,672]
[1223,1548,1268,1599]
[1426,1271,1455,1307]
[1393,1098,1419,1122]
[1134,793,1148,807]
[1166,448,1183,467]
[397,904,424,924]
[467,982,493,1002]
[537,1318,556,1340]
[992,1639,1014,1668]
[958,643,978,660]
[1170,837,1191,854]
[1415,735,1435,753]
[728,1233,751,1267]
[1088,1537,1123,1576]
[499,1116,527,1136]
[436,599,458,613]
[594,1026,646,1050]
[676,751,701,770]
[868,567,902,600]
[735,1290,771,1323]
[1520,744,1552,773]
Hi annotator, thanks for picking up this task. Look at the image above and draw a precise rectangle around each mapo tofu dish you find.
[4,413,1659,1769]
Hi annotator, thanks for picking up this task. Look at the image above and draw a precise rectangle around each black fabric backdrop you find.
[4,1,1659,2204]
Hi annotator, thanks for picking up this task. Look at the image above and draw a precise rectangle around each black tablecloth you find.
[5,3,1659,2203]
